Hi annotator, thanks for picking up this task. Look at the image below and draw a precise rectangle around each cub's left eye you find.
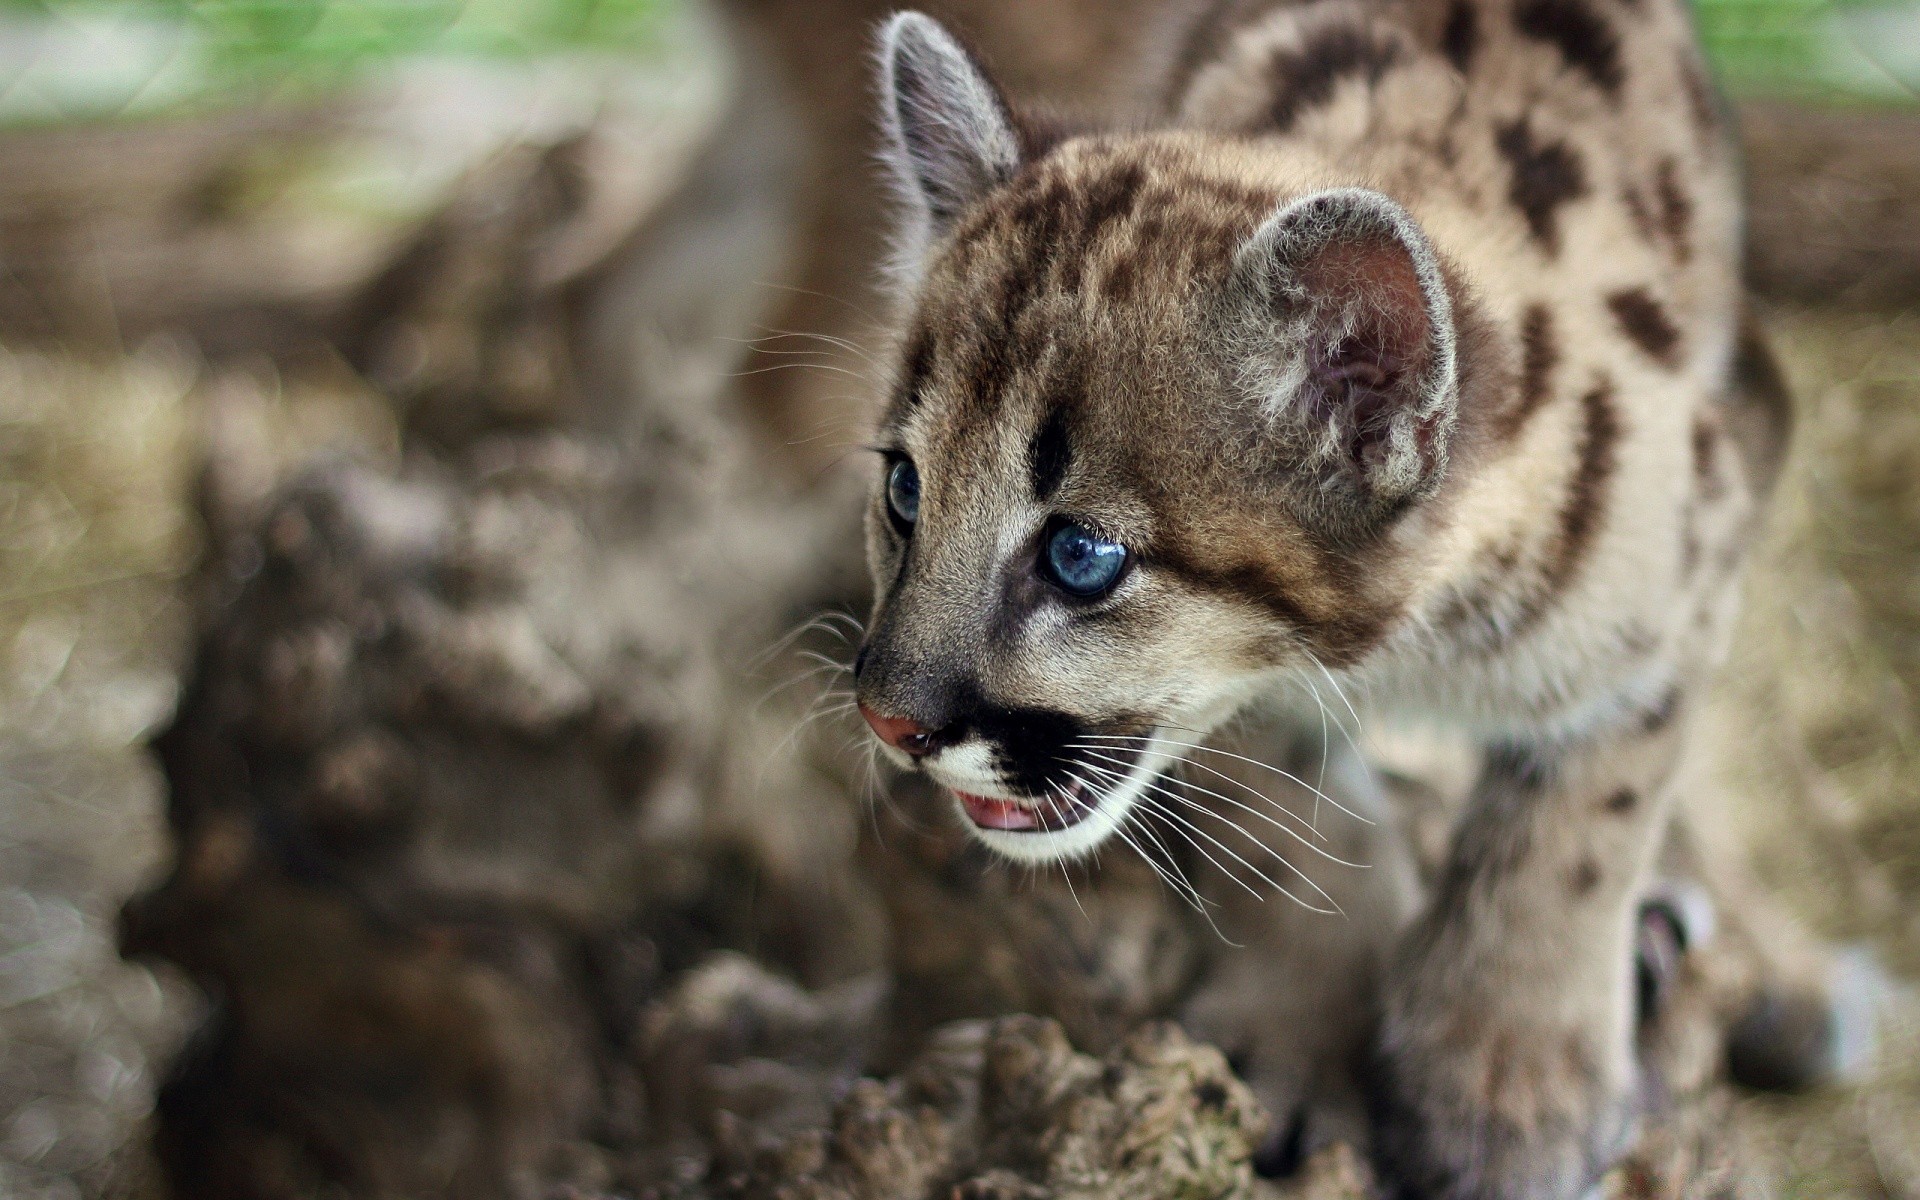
[885,458,920,532]
[1043,520,1129,597]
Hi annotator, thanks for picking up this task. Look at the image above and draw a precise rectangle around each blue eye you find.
[885,459,920,530]
[1043,521,1128,597]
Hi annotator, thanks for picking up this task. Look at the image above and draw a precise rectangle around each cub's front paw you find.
[1368,1014,1638,1200]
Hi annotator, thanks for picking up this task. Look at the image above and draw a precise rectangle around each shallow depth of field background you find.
[0,1,1917,1197]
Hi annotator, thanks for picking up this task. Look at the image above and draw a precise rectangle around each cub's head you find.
[853,13,1471,861]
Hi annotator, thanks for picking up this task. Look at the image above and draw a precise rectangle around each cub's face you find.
[853,15,1462,862]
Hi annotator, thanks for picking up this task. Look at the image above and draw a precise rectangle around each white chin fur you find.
[960,740,1181,864]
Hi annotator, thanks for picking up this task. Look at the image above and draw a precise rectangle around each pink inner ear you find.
[1281,226,1444,482]
[1295,232,1434,385]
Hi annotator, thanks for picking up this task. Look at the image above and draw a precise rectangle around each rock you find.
[708,1015,1268,1200]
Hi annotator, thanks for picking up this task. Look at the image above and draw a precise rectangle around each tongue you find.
[956,791,1042,831]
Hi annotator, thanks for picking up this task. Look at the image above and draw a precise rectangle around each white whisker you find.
[1072,739,1327,842]
[1071,748,1366,869]
[1079,761,1338,914]
[1081,733,1373,825]
[1045,781,1091,921]
[1081,761,1347,914]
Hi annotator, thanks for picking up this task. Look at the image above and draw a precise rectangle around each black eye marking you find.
[885,457,921,535]
[897,326,935,412]
[1027,407,1073,503]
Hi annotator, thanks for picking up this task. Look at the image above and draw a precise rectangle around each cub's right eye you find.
[885,458,921,534]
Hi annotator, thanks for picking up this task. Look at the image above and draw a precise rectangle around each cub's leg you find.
[1370,711,1686,1199]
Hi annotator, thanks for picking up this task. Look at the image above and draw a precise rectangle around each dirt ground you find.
[0,94,1918,1200]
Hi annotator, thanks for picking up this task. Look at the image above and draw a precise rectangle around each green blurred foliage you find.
[1697,0,1919,99]
[0,0,671,107]
[1697,0,1831,87]
[0,0,1909,122]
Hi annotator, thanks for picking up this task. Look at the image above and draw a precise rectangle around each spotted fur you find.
[853,3,1792,1194]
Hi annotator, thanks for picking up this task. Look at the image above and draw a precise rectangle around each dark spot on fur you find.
[1536,378,1620,611]
[1165,0,1245,111]
[1061,164,1147,294]
[1442,0,1479,71]
[1605,787,1639,813]
[1680,502,1702,577]
[1081,163,1147,238]
[1724,310,1792,495]
[1515,0,1624,96]
[1692,416,1725,500]
[1680,52,1721,138]
[1620,623,1659,659]
[1260,24,1404,132]
[1028,407,1073,503]
[1569,857,1601,896]
[896,326,935,413]
[1498,303,1558,439]
[1608,287,1682,365]
[1496,120,1588,253]
[1622,182,1658,242]
[1154,550,1319,640]
[1654,158,1693,261]
[1103,255,1139,302]
[1641,687,1681,733]
[1484,743,1553,790]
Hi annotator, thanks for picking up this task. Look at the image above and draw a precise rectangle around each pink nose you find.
[860,704,936,756]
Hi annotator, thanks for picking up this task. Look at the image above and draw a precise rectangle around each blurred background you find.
[0,0,1917,1197]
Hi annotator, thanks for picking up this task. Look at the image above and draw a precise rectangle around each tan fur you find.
[846,1,1814,1194]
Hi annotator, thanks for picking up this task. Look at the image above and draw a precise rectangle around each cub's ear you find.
[877,12,1022,274]
[1231,188,1459,532]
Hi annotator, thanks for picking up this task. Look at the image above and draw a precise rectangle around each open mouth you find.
[956,771,1105,829]
[953,777,1099,832]
[935,738,1169,862]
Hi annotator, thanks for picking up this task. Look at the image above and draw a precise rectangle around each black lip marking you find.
[915,680,1150,802]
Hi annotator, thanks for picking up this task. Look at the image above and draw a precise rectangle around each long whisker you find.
[750,282,887,327]
[1079,761,1337,914]
[1050,757,1223,925]
[751,661,854,713]
[1115,815,1241,945]
[1070,748,1366,869]
[1116,817,1210,915]
[1293,671,1334,829]
[769,684,860,761]
[756,647,858,721]
[745,326,881,364]
[1080,761,1346,914]
[1128,796,1247,909]
[724,361,869,382]
[1044,781,1091,921]
[1130,788,1333,915]
[751,609,863,672]
[1071,739,1327,842]
[1299,648,1380,796]
[795,648,855,673]
[1081,733,1373,825]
